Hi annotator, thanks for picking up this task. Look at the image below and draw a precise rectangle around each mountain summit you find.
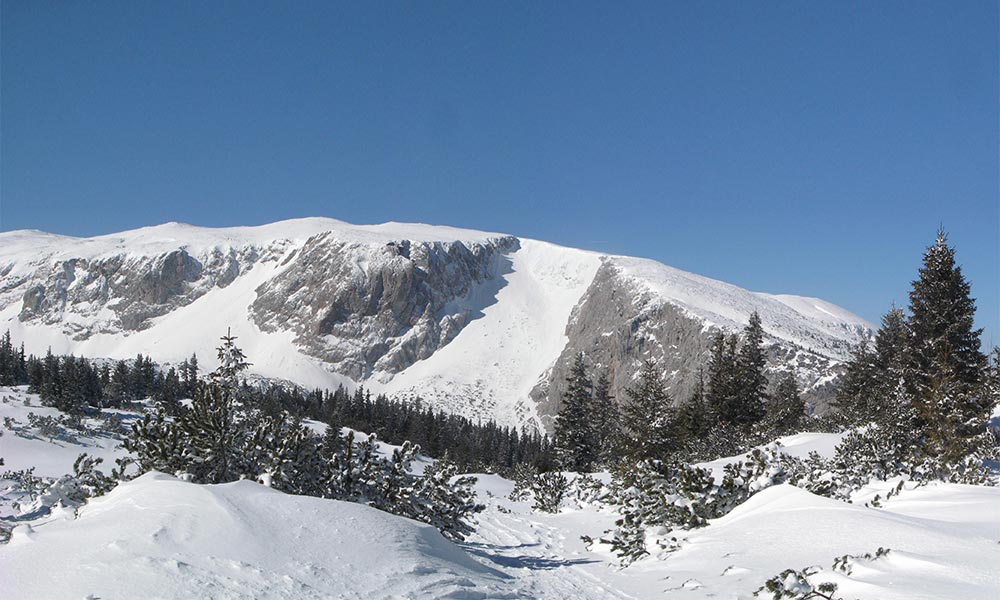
[0,218,872,430]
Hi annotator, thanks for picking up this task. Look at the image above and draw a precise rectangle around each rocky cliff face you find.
[531,261,853,429]
[250,233,519,379]
[0,219,873,430]
[13,245,267,337]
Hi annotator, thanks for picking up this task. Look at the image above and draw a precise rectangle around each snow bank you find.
[2,472,519,600]
[658,483,1000,599]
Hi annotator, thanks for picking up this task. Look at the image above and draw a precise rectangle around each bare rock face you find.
[532,261,848,429]
[250,233,520,379]
[15,247,261,337]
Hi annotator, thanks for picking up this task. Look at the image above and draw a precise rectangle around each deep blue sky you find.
[2,1,998,344]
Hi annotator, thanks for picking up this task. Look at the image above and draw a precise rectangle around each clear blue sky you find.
[2,1,997,345]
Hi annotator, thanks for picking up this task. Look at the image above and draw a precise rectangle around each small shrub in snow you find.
[37,454,116,510]
[755,567,840,600]
[606,444,796,563]
[531,471,568,513]
[507,463,538,502]
[569,473,611,508]
[0,466,46,503]
[831,547,890,576]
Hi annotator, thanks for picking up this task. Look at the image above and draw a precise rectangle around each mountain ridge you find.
[0,218,874,430]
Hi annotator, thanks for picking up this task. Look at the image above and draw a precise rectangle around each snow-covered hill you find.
[0,218,874,430]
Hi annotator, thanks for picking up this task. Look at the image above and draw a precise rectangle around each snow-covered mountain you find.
[0,218,873,430]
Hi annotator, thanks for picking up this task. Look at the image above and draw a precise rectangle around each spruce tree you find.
[676,369,710,442]
[553,353,597,472]
[706,332,738,423]
[905,230,989,461]
[211,328,251,393]
[620,360,677,462]
[906,230,986,394]
[592,369,620,465]
[734,311,768,426]
[766,373,805,435]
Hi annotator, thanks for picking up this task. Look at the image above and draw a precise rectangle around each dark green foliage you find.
[621,360,678,462]
[675,369,711,444]
[906,230,986,396]
[904,231,990,462]
[554,353,598,472]
[835,306,908,427]
[764,373,806,435]
[592,369,620,464]
[0,331,27,386]
[211,328,251,390]
[707,332,738,424]
[735,311,768,425]
[833,340,880,426]
[530,471,569,513]
[122,332,485,539]
[707,314,768,431]
[607,445,795,563]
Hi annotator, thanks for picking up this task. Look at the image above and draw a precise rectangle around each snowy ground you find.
[2,387,998,599]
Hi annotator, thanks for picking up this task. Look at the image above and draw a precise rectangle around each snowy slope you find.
[373,240,603,426]
[610,256,872,359]
[0,218,874,429]
[2,472,519,600]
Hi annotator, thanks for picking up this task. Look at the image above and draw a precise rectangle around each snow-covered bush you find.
[507,462,538,502]
[124,382,485,539]
[755,567,840,600]
[606,444,799,563]
[37,454,116,509]
[531,471,569,513]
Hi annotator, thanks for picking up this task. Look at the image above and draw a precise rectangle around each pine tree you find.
[905,230,989,461]
[906,230,986,396]
[766,373,805,435]
[553,353,598,472]
[592,369,620,465]
[706,332,738,423]
[211,328,251,393]
[874,305,907,382]
[676,369,710,442]
[620,360,677,462]
[834,340,880,426]
[734,311,768,426]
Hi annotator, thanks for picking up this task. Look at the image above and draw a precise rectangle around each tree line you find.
[0,332,551,474]
[553,311,807,471]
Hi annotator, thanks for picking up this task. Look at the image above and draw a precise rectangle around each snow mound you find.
[663,483,1000,599]
[2,472,520,600]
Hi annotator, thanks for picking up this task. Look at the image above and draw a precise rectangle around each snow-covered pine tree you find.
[833,340,879,426]
[553,353,598,472]
[874,305,907,385]
[621,360,678,463]
[177,382,242,483]
[734,311,768,426]
[905,230,989,462]
[211,328,252,392]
